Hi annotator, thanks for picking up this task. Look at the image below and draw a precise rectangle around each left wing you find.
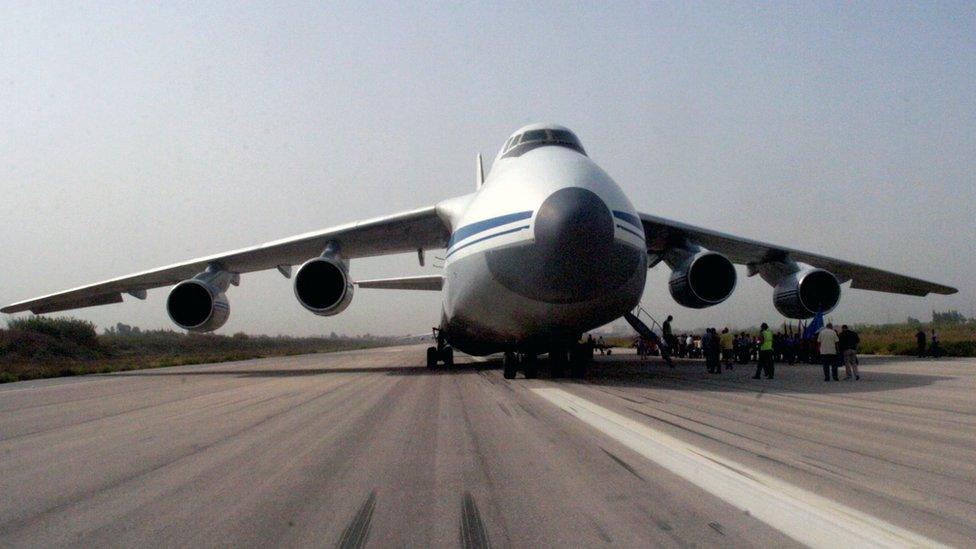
[3,206,450,314]
[640,212,957,296]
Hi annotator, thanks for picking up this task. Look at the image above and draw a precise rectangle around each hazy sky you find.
[2,2,973,336]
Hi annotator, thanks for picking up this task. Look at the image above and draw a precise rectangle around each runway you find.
[1,347,973,547]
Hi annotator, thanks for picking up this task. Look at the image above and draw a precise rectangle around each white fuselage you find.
[437,145,647,355]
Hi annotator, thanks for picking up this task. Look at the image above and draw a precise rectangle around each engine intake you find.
[294,256,353,316]
[773,268,841,318]
[668,251,737,308]
[166,279,230,332]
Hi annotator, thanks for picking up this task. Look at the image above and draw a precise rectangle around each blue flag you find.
[803,311,824,339]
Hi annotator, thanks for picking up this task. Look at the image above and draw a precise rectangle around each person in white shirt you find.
[817,323,841,381]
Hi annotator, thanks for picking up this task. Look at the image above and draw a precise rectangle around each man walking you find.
[702,329,715,373]
[662,315,675,354]
[916,329,927,358]
[753,323,774,379]
[818,323,840,381]
[839,324,860,380]
[720,327,734,370]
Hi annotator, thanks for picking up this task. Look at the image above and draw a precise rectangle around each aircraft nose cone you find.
[534,187,614,257]
[484,186,642,304]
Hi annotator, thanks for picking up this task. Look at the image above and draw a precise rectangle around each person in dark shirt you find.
[916,329,926,358]
[662,315,675,353]
[839,325,860,380]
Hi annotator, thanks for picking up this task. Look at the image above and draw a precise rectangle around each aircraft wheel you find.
[570,359,588,379]
[570,344,589,378]
[522,354,539,379]
[503,352,518,379]
[441,345,454,367]
[426,346,438,369]
[550,348,567,378]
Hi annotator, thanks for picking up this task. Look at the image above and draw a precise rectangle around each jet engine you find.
[773,268,841,318]
[668,251,737,308]
[166,279,230,332]
[294,253,353,316]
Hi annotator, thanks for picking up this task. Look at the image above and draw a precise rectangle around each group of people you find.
[646,315,864,382]
[915,329,943,358]
[814,323,861,381]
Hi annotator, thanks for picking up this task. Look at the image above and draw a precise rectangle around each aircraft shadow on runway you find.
[104,356,950,395]
[105,363,497,379]
[578,356,953,395]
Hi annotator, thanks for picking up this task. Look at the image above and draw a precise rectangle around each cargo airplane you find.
[2,124,957,378]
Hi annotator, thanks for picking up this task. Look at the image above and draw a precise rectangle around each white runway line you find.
[532,388,945,549]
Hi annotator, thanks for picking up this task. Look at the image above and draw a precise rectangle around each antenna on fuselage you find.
[476,154,484,189]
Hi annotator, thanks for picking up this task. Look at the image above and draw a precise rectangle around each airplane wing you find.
[355,275,443,291]
[2,206,450,314]
[639,212,957,296]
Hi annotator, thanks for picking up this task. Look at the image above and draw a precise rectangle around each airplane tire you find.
[570,344,590,378]
[441,345,454,367]
[503,352,517,379]
[523,354,539,379]
[550,349,567,378]
[426,346,438,368]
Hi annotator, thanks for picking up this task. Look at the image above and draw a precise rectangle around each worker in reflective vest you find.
[753,323,775,379]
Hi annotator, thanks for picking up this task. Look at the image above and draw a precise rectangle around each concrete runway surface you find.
[1,346,973,548]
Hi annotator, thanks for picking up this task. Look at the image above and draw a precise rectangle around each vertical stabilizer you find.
[476,154,485,189]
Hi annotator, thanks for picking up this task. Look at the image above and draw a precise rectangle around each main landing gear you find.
[503,352,539,379]
[426,328,453,368]
[548,345,591,379]
[502,343,591,380]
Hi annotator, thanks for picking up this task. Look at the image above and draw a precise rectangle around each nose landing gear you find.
[426,328,453,368]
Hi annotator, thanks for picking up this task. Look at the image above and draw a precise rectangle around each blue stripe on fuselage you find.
[612,210,643,231]
[447,211,533,250]
[616,223,645,241]
[445,225,530,259]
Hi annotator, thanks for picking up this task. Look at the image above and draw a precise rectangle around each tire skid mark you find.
[600,447,645,481]
[337,490,377,549]
[631,398,974,484]
[459,492,491,549]
[2,380,296,443]
[588,516,613,543]
[0,376,365,536]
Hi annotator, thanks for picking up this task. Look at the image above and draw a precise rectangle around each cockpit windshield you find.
[501,128,586,159]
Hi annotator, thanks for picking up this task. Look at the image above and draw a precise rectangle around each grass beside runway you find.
[0,316,399,383]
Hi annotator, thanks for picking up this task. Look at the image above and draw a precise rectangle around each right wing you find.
[2,206,450,315]
[639,212,957,296]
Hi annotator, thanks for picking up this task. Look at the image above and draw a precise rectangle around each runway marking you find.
[531,388,946,549]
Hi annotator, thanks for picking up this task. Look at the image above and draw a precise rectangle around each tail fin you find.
[476,154,485,189]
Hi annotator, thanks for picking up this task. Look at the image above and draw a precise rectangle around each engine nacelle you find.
[294,255,354,316]
[668,251,737,308]
[166,279,230,332]
[773,268,841,318]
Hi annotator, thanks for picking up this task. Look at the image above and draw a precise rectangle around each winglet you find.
[476,154,485,189]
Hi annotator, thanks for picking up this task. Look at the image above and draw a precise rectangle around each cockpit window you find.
[520,130,548,143]
[549,129,581,147]
[501,128,586,159]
